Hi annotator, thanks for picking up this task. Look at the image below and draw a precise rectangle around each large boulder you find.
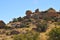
[25,10,32,18]
[0,20,6,28]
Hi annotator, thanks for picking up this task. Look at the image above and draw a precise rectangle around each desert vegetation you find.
[0,8,60,40]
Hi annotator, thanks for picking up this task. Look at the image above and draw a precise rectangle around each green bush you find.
[48,27,60,40]
[13,31,40,40]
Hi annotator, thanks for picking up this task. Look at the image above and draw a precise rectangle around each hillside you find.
[0,8,60,40]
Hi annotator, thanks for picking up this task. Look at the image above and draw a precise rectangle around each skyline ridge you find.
[0,0,60,23]
[0,8,60,24]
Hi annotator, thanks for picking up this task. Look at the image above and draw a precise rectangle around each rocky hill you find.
[0,8,60,40]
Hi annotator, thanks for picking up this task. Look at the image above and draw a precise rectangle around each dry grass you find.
[0,23,59,40]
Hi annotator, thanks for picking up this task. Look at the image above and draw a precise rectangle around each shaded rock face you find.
[25,8,59,19]
[45,8,58,17]
[0,20,6,28]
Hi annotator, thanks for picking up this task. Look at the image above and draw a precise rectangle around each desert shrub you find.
[4,26,13,30]
[17,17,23,22]
[20,23,30,28]
[13,31,40,40]
[57,22,60,25]
[13,18,17,22]
[36,23,48,32]
[6,32,10,35]
[26,25,29,28]
[10,30,20,35]
[0,30,6,34]
[4,26,9,29]
[20,23,27,28]
[33,14,39,19]
[43,17,52,21]
[28,19,32,22]
[25,22,29,25]
[48,27,60,40]
[44,17,57,22]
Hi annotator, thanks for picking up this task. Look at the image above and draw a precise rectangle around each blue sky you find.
[0,0,60,23]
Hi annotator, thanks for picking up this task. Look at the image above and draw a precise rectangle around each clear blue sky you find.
[0,0,60,23]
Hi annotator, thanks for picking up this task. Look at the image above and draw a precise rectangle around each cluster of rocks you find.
[0,8,60,29]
